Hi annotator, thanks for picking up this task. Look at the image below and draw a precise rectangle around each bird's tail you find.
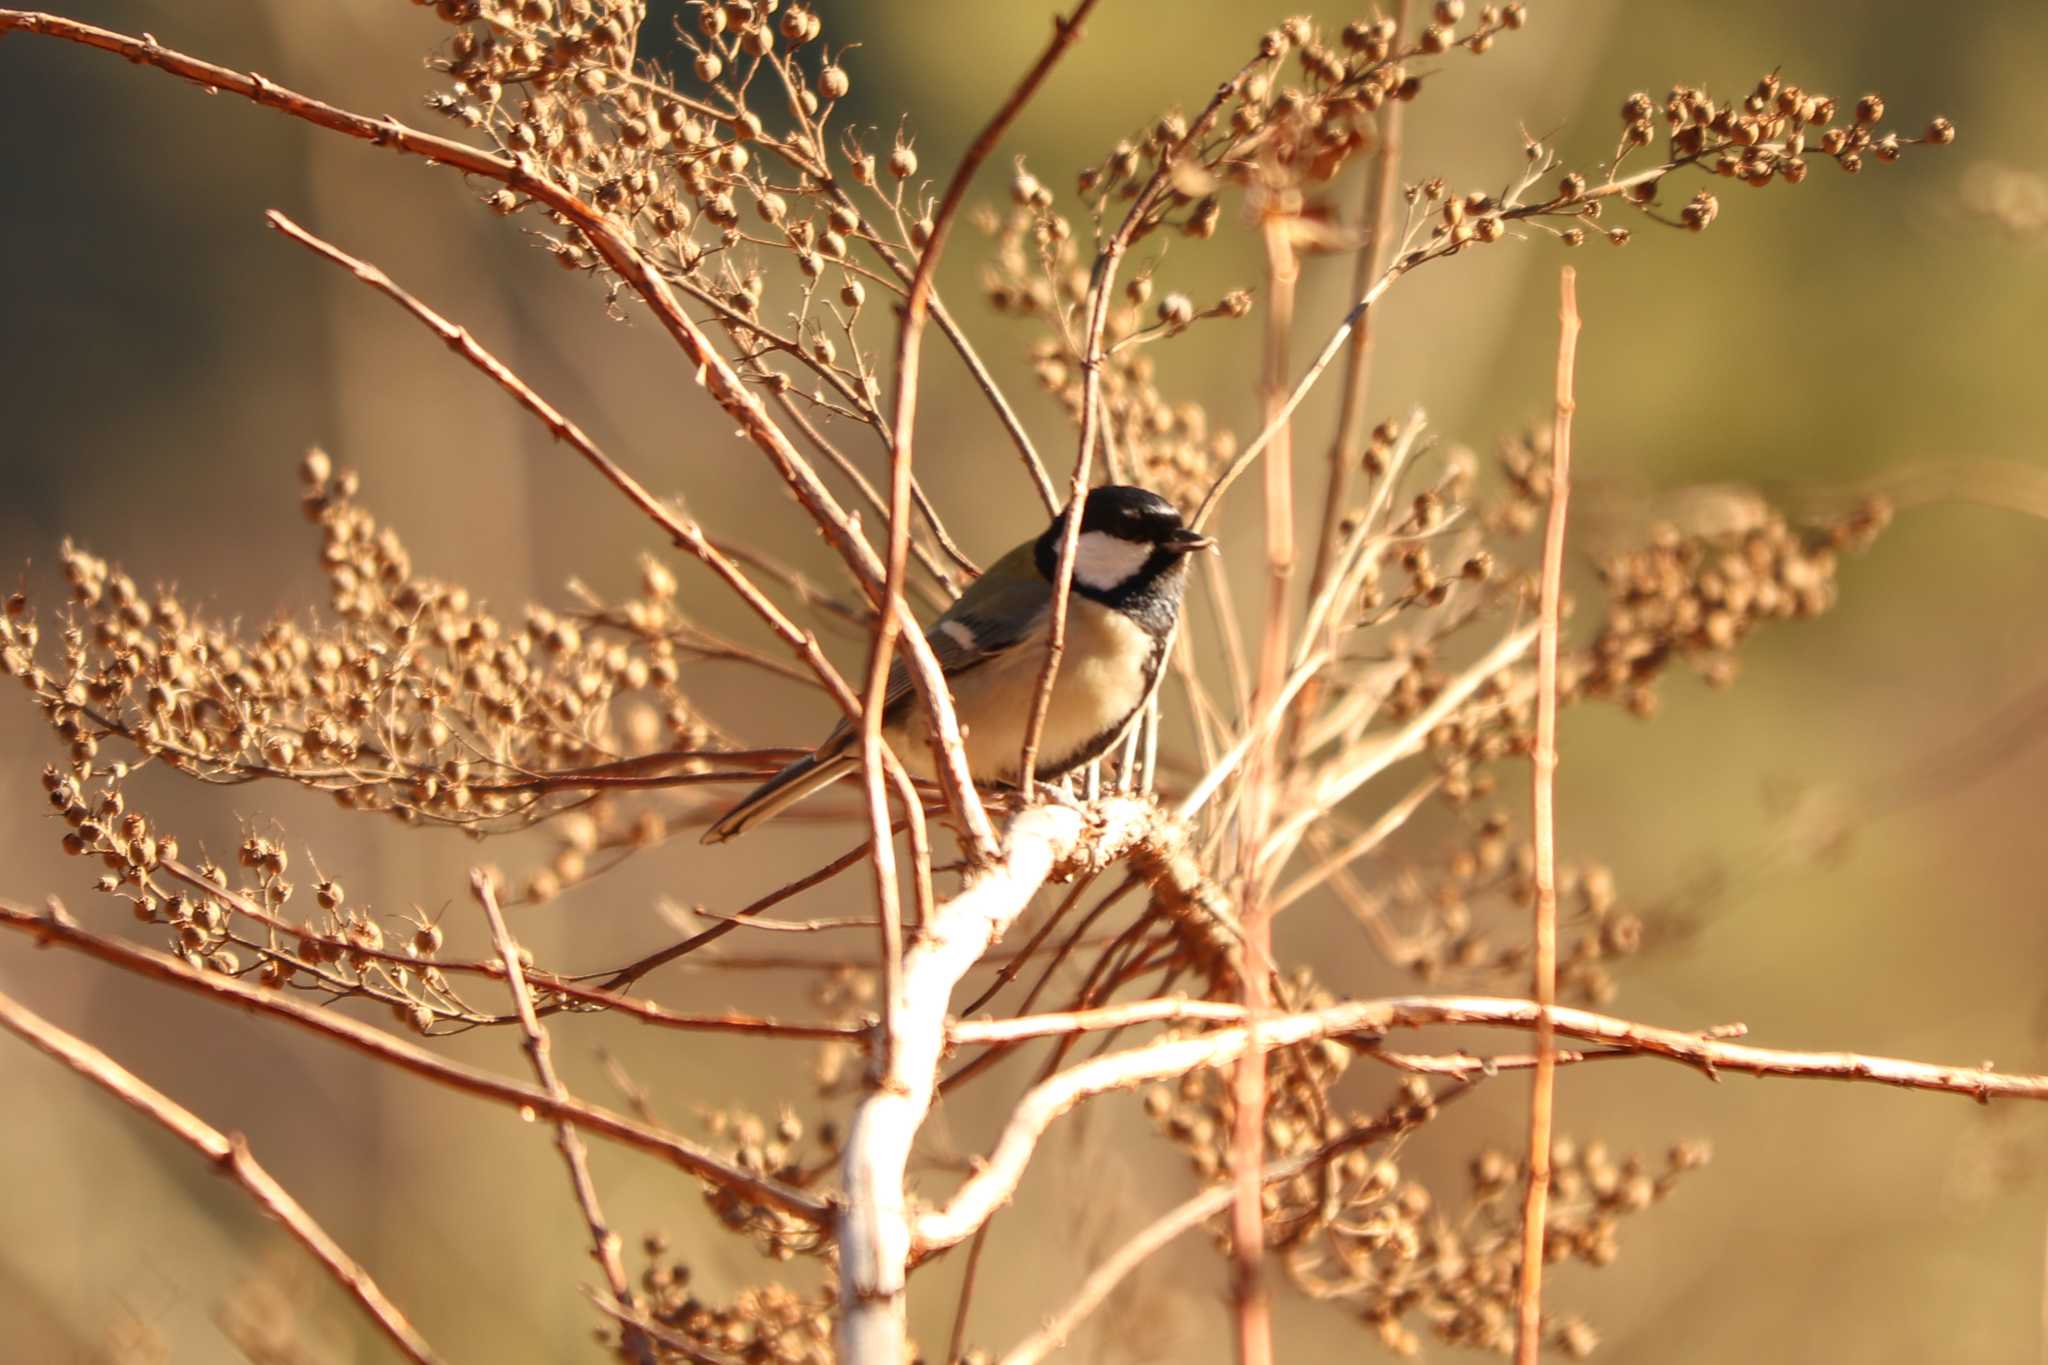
[701,752,859,843]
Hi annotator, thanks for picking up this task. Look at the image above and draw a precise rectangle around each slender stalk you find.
[0,987,446,1365]
[1515,265,1580,1365]
[0,8,995,858]
[594,832,887,992]
[860,0,1102,1092]
[917,987,2048,1256]
[1018,270,1114,796]
[1295,15,1411,754]
[0,900,830,1223]
[1305,3,1412,589]
[475,873,652,1365]
[1019,50,1270,794]
[998,1115,1420,1365]
[265,210,864,722]
[1235,212,1302,1365]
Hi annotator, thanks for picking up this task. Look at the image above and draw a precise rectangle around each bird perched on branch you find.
[703,485,1214,842]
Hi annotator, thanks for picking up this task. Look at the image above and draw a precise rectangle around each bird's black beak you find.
[1164,527,1216,555]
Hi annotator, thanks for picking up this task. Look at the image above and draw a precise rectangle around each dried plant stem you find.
[594,831,888,992]
[1175,653,1326,820]
[998,1115,1417,1365]
[0,9,996,856]
[950,995,1248,1044]
[474,873,651,1365]
[836,799,1158,1363]
[860,0,1102,1073]
[1019,269,1114,797]
[1267,775,1440,914]
[1516,265,1579,1365]
[1304,0,1411,613]
[1280,622,1539,845]
[1000,1178,1230,1365]
[533,980,865,1040]
[0,986,445,1365]
[0,900,830,1223]
[809,190,1057,513]
[928,291,1062,513]
[263,210,863,721]
[1256,213,1303,715]
[1228,242,1306,1365]
[1226,215,1301,1365]
[917,988,2048,1256]
[587,1294,741,1365]
[1294,29,1411,766]
[762,384,963,600]
[1192,258,1408,532]
[1019,50,1267,794]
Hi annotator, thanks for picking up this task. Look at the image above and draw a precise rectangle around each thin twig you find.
[593,831,888,993]
[264,209,863,724]
[859,1,1098,1084]
[474,872,651,1365]
[1018,271,1112,798]
[0,985,446,1365]
[997,1114,1421,1365]
[0,9,994,859]
[0,900,831,1224]
[586,1292,743,1365]
[1234,208,1303,1365]
[1302,0,1412,618]
[1018,49,1270,795]
[1516,265,1578,1365]
[1291,50,1412,772]
[915,989,2048,1255]
[1190,261,1410,533]
[1267,775,1439,914]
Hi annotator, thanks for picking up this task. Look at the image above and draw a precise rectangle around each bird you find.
[702,484,1215,842]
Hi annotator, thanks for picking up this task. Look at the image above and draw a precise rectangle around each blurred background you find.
[4,1,2047,1360]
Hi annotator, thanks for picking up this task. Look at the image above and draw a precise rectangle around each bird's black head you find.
[1033,485,1214,627]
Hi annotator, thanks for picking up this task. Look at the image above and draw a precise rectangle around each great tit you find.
[703,484,1214,842]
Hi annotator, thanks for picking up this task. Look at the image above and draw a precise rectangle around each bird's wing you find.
[818,550,1049,754]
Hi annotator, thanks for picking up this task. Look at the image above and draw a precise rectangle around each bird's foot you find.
[1030,779,1087,813]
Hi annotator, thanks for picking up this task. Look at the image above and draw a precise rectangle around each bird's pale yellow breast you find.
[891,597,1159,784]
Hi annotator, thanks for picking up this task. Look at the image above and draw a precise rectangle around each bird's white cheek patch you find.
[1071,531,1153,591]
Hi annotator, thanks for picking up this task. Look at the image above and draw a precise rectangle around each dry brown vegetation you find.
[0,3,2024,1363]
